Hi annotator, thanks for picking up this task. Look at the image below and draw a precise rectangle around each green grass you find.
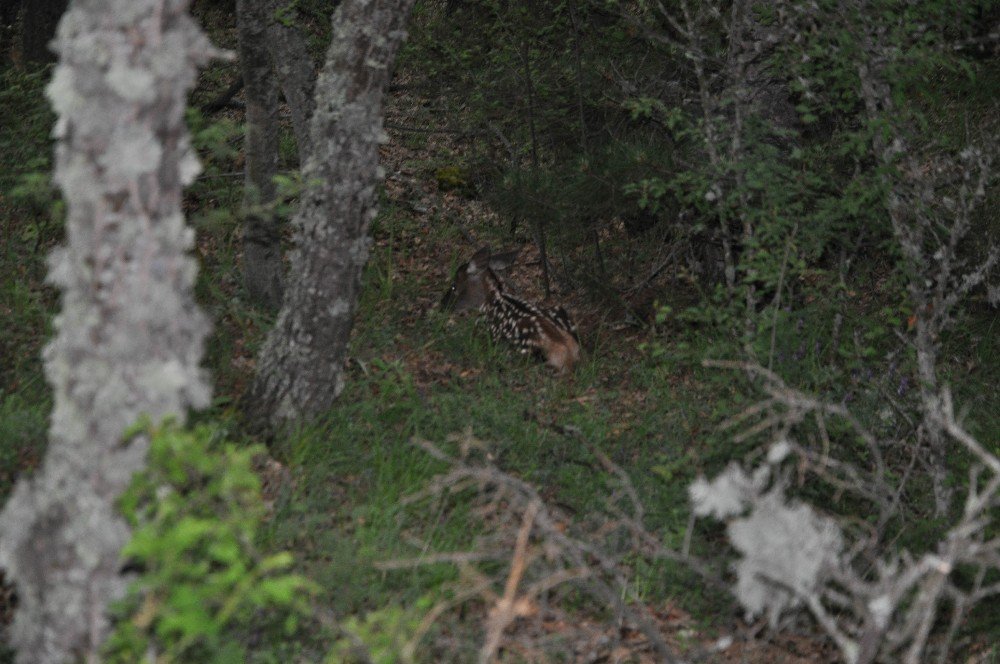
[248,232,750,627]
[0,394,48,503]
[0,65,59,504]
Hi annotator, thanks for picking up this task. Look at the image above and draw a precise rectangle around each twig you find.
[376,551,506,570]
[767,226,796,371]
[200,75,244,114]
[383,121,486,136]
[479,500,539,663]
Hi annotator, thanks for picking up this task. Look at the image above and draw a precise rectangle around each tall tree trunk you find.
[19,0,66,63]
[238,0,284,309]
[236,0,321,309]
[0,1,214,661]
[264,0,318,162]
[248,0,415,426]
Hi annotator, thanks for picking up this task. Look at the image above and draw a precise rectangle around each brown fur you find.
[534,314,580,374]
[442,247,581,375]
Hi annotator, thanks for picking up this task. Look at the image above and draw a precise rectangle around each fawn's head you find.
[441,246,520,312]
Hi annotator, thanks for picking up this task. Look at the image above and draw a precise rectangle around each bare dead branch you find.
[479,500,539,664]
[693,359,1000,664]
[394,435,685,662]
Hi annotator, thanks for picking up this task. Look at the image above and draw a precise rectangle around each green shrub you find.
[104,421,313,663]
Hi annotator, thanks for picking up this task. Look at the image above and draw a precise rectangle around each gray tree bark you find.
[236,0,320,310]
[264,0,317,161]
[247,0,415,426]
[0,1,214,661]
[238,0,285,309]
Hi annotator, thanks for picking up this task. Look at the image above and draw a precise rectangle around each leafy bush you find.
[104,421,312,663]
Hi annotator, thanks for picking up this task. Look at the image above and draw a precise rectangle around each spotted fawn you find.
[441,247,581,374]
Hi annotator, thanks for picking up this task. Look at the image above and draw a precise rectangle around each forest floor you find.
[183,46,845,660]
[221,65,841,662]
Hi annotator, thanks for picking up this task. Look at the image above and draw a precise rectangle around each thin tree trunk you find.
[915,318,951,515]
[20,0,65,63]
[0,0,23,63]
[238,0,284,309]
[856,38,959,516]
[248,0,415,426]
[0,1,214,661]
[518,35,551,297]
[264,0,318,163]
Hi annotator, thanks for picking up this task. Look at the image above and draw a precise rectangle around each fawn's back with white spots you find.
[441,247,580,374]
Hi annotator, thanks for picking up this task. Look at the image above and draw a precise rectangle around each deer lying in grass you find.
[441,247,581,374]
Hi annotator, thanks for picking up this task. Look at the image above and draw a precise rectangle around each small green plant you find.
[434,165,466,191]
[327,595,435,664]
[104,420,313,663]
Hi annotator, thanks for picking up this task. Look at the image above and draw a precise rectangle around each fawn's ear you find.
[488,248,521,272]
[467,246,492,274]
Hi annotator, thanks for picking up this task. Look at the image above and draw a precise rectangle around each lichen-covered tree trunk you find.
[248,0,415,425]
[0,2,214,661]
[238,0,284,309]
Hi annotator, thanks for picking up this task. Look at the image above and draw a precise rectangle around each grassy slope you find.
[255,98,742,627]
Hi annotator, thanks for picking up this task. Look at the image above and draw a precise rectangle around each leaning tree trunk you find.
[0,1,214,662]
[238,0,285,309]
[248,0,416,425]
